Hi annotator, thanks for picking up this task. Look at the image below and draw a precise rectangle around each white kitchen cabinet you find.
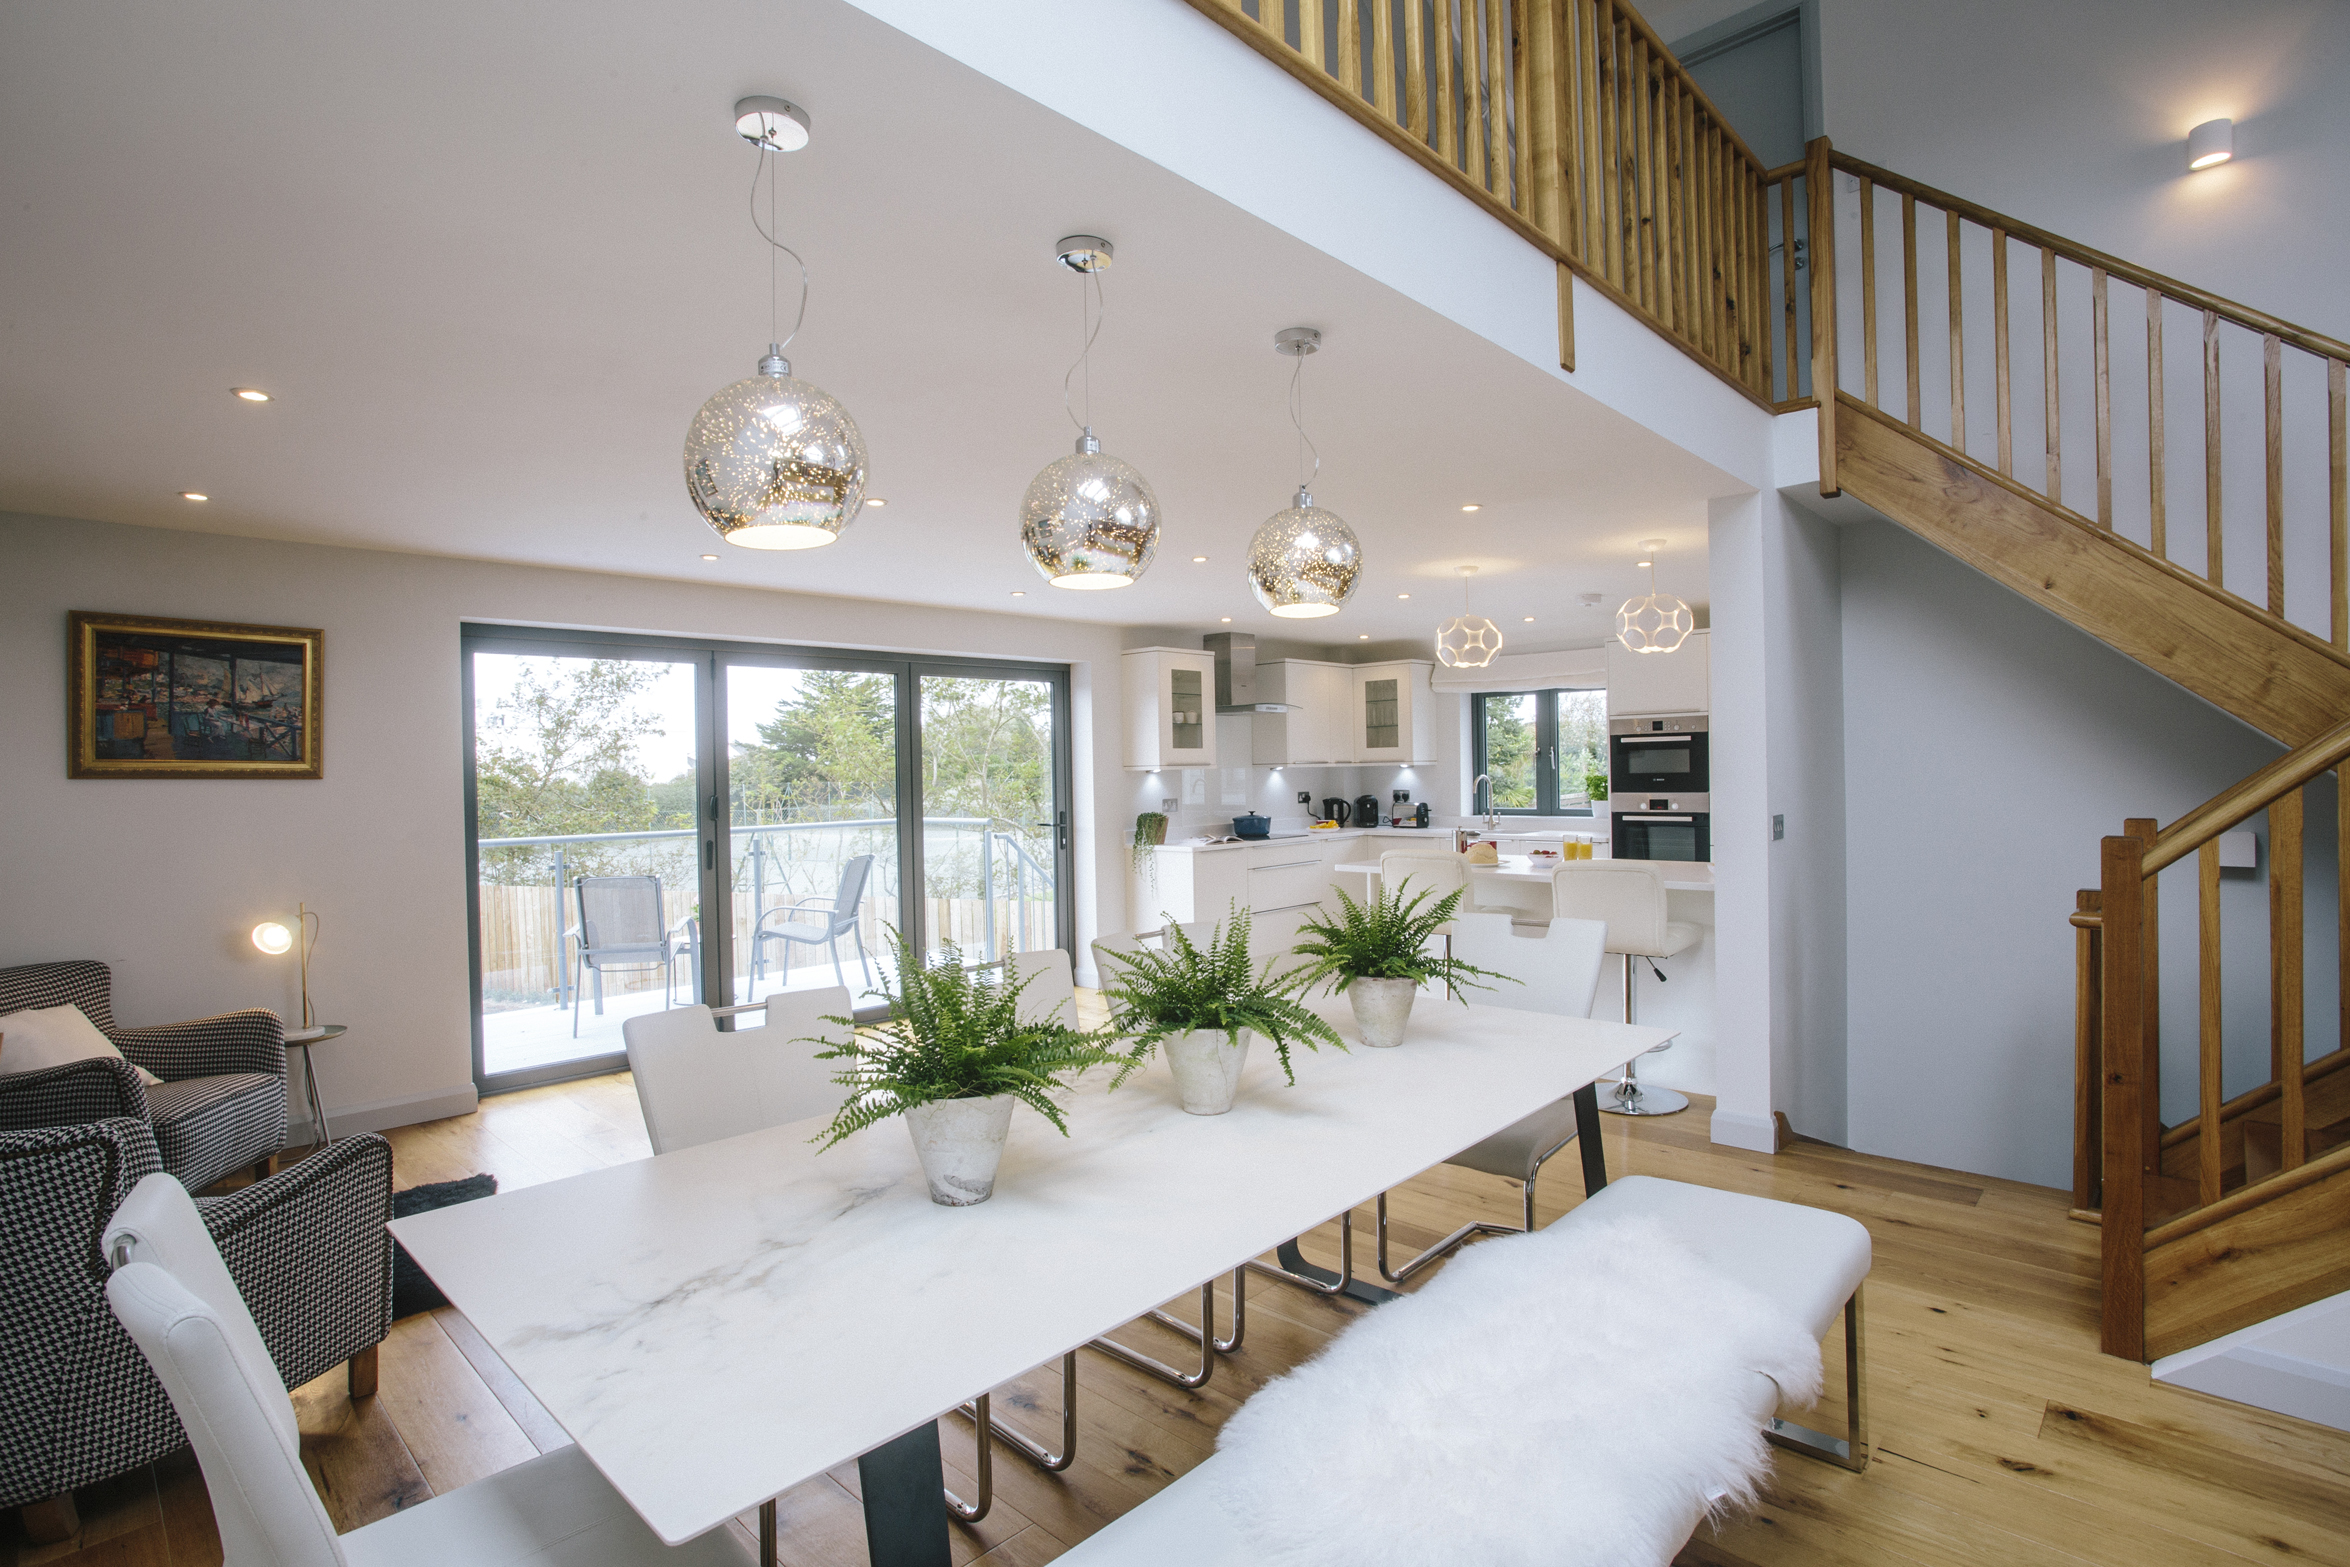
[1605,627,1709,716]
[1352,660,1436,763]
[1251,659,1356,765]
[1122,647,1216,771]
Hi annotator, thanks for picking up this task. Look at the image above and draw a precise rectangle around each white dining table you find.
[389,996,1670,1567]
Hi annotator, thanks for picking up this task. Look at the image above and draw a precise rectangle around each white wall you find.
[1839,517,2289,1186]
[0,512,1130,1135]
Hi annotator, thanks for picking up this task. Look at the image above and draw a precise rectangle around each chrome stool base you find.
[1599,1078,1690,1116]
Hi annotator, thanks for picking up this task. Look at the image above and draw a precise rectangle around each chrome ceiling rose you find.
[1021,234,1159,588]
[733,96,810,152]
[1054,235,1114,273]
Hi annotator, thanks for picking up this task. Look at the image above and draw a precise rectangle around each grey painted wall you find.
[1838,517,2302,1187]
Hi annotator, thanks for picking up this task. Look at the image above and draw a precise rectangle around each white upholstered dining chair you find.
[103,1173,753,1567]
[621,987,852,1155]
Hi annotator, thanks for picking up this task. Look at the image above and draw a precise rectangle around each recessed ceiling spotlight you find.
[1220,616,1233,622]
[1192,555,1208,563]
[1358,633,1370,640]
[231,388,271,402]
[701,553,719,560]
[1010,590,1026,597]
[1460,503,1481,512]
[1397,593,1410,599]
[179,491,208,502]
[1523,615,1535,622]
[865,497,887,508]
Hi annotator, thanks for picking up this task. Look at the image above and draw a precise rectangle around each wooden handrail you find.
[2142,1136,2350,1249]
[2142,714,2350,874]
[1826,151,2350,364]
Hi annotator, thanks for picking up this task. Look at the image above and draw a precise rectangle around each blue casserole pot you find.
[1232,814,1272,839]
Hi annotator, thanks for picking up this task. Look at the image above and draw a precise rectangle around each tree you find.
[731,670,896,823]
[474,659,686,882]
[1482,695,1537,808]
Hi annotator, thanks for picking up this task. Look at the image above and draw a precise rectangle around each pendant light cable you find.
[1288,353,1321,489]
[748,146,810,353]
[1063,270,1104,435]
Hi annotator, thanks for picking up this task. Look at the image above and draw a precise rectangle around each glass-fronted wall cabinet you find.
[1121,646,1218,771]
[1352,659,1436,763]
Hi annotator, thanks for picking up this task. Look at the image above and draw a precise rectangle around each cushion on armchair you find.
[1,1003,163,1086]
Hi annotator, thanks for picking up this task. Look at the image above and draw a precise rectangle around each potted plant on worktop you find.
[1096,908,1345,1115]
[1290,885,1512,1048]
[805,927,1126,1206]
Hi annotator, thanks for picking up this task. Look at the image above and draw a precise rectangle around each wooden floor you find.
[15,1028,2350,1566]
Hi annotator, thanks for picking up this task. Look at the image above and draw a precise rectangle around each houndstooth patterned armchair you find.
[0,959,288,1190]
[0,1099,393,1538]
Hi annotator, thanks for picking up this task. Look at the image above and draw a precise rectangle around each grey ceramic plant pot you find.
[1163,1028,1254,1114]
[1347,976,1419,1048]
[902,1094,1016,1205]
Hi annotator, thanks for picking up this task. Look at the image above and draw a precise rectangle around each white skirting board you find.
[1709,1108,1778,1153]
[284,1081,481,1147]
[2153,1289,2350,1433]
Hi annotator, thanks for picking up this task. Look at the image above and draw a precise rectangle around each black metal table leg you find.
[1574,1082,1609,1195]
[856,1421,951,1567]
[1271,1237,1400,1305]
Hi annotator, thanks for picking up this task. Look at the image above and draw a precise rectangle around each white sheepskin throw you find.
[1210,1213,1822,1567]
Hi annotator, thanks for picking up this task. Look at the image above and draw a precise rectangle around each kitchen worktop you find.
[1157,826,1457,854]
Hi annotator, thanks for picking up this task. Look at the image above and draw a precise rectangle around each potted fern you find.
[1290,885,1512,1048]
[806,928,1126,1206]
[1097,909,1344,1115]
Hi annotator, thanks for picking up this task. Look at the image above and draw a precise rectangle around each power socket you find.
[1296,791,1311,805]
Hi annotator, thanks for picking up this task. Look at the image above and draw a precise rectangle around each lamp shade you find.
[1020,433,1161,588]
[1247,490,1361,618]
[251,922,293,955]
[2187,118,2234,171]
[684,350,867,550]
[1435,614,1504,667]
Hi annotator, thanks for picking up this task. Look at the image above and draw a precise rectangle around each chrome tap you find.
[1471,773,1497,831]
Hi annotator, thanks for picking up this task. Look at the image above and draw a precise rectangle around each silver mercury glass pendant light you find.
[1019,236,1161,589]
[1434,565,1503,668]
[683,96,868,551]
[1247,327,1361,618]
[1616,537,1694,653]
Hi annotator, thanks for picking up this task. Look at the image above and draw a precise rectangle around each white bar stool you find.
[1552,860,1701,1115]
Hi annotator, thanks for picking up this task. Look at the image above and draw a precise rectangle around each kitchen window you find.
[1470,688,1607,815]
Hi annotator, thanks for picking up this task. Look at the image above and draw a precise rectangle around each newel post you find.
[1805,135,1839,496]
[2097,833,2148,1360]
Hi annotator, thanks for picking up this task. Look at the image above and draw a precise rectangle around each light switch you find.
[2217,830,2257,869]
[1772,814,1785,841]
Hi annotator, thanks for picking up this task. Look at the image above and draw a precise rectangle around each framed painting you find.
[68,611,324,778]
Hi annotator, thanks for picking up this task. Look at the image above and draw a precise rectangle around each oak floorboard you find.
[27,1055,2350,1567]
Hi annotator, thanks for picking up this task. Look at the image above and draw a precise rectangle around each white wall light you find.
[2187,118,2234,171]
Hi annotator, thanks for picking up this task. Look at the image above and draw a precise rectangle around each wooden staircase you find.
[1182,0,2350,1365]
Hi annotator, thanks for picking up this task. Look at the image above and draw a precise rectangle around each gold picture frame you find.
[68,611,323,779]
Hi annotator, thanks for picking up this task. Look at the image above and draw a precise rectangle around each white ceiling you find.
[0,0,1729,651]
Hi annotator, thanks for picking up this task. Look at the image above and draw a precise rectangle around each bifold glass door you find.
[466,631,1071,1092]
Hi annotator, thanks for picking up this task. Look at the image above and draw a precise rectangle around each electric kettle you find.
[1321,798,1352,826]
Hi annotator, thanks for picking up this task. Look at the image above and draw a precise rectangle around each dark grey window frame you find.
[462,623,1074,1097]
[1469,688,1604,817]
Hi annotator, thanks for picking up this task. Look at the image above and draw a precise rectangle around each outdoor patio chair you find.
[752,853,876,994]
[569,876,684,1038]
[0,959,288,1191]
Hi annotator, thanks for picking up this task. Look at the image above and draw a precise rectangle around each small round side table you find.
[283,1024,349,1145]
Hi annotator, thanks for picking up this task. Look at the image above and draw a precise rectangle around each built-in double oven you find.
[1610,716,1709,862]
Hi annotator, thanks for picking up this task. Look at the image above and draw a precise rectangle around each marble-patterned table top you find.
[389,996,1670,1546]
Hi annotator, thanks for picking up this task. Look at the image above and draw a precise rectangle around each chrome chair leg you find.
[1091,1279,1219,1390]
[942,1391,994,1521]
[1244,1209,1359,1297]
[957,1351,1078,1472]
[1765,1285,1870,1472]
[1141,1267,1246,1357]
[1373,1135,1574,1283]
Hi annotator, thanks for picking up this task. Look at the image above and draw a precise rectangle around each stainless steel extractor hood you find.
[1204,631,1293,713]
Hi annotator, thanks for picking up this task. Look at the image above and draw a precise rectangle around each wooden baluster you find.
[2131,816,2162,1193]
[1369,0,1396,119]
[1630,37,1652,310]
[1299,0,1325,69]
[1574,0,1600,265]
[1684,94,1703,346]
[1402,0,1429,141]
[2094,268,2113,528]
[1511,0,1534,218]
[1487,0,1511,202]
[1993,225,2011,474]
[2205,310,2223,586]
[2075,887,2104,1214]
[1435,0,1459,167]
[2273,789,2306,1171]
[1782,174,1801,397]
[1807,137,1837,494]
[2341,767,2350,1126]
[2335,359,2348,650]
[1689,114,1709,357]
[1590,4,1613,281]
[1525,0,1558,240]
[2099,830,2148,1361]
[1252,0,1285,39]
[1755,168,1772,398]
[1664,76,1685,337]
[1337,0,1362,95]
[1948,209,1965,453]
[1616,16,1636,286]
[2266,334,2284,616]
[1710,123,1729,369]
[1461,0,1486,189]
[2045,247,2062,505]
[2198,840,2223,1206]
[2149,289,2167,559]
[1859,176,1878,408]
